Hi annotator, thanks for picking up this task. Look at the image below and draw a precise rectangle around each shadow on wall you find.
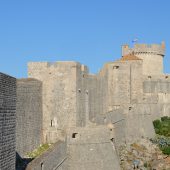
[16,152,33,170]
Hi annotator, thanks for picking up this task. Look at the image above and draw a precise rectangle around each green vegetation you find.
[26,143,51,158]
[153,116,170,137]
[161,146,170,155]
[151,135,170,155]
[152,116,170,155]
[144,162,151,168]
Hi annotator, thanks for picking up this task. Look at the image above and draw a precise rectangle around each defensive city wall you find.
[26,42,169,145]
[0,42,170,169]
[22,42,170,169]
[16,78,43,157]
[0,73,16,170]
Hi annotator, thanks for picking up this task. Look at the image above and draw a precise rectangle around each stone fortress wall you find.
[0,73,16,170]
[66,126,121,170]
[122,42,165,75]
[16,42,170,170]
[27,62,89,144]
[16,78,43,157]
[0,42,169,169]
[26,141,67,170]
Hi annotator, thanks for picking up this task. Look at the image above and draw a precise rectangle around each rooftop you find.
[120,53,142,61]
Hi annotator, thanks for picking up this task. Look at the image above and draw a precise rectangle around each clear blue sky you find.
[0,0,170,78]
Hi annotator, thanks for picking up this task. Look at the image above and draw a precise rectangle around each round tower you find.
[122,42,165,75]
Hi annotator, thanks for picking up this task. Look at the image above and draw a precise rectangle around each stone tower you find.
[122,42,165,75]
[27,61,89,143]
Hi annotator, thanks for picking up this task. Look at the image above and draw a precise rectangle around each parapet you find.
[17,78,41,82]
[28,61,89,79]
[28,61,88,71]
[122,42,165,56]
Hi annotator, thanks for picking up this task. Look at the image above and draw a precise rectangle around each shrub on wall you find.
[152,116,170,155]
[153,116,170,137]
[161,146,170,155]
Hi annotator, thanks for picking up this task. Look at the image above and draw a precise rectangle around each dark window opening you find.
[129,107,132,111]
[51,120,53,127]
[110,138,115,144]
[72,133,78,138]
[113,66,119,69]
[41,162,44,170]
[148,76,152,79]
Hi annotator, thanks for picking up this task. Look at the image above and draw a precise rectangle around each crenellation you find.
[123,43,165,56]
[1,42,170,170]
[122,42,165,75]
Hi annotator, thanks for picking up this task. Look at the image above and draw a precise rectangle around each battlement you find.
[28,61,80,69]
[122,42,165,56]
[28,61,88,72]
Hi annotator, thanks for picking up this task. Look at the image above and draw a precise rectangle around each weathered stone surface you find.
[119,139,170,170]
[67,126,121,170]
[22,42,170,169]
[0,73,16,170]
[16,78,43,157]
[122,42,165,75]
[26,141,67,170]
[28,62,89,143]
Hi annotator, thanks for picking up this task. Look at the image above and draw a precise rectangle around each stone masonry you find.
[0,73,16,170]
[16,78,42,157]
[122,42,165,75]
[27,62,89,143]
[16,42,170,169]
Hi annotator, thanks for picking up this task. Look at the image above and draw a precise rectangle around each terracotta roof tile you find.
[120,53,142,61]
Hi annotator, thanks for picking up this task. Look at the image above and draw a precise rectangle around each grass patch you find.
[26,143,51,158]
[130,143,146,152]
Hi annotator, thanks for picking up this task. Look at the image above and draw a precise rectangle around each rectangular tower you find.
[28,62,89,143]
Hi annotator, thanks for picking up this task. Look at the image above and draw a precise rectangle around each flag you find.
[132,38,138,43]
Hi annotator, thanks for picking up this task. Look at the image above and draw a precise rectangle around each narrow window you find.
[110,138,114,142]
[41,163,44,170]
[72,133,78,138]
[51,120,53,127]
[86,90,89,95]
[113,66,119,69]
